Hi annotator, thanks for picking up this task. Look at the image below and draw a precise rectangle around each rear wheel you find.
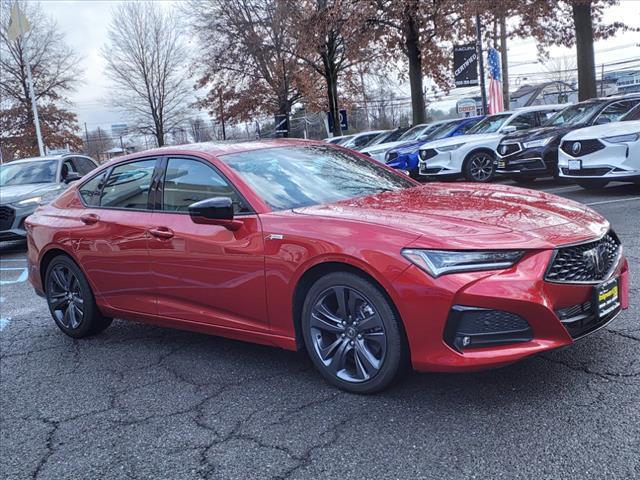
[45,255,112,338]
[576,179,609,190]
[463,151,495,182]
[301,272,405,394]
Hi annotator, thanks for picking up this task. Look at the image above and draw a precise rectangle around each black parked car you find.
[495,94,640,182]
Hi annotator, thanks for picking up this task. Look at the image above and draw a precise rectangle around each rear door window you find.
[72,157,98,176]
[79,171,107,207]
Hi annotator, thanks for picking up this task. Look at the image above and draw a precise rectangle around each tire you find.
[301,272,406,394]
[45,255,112,338]
[463,151,495,182]
[576,179,609,190]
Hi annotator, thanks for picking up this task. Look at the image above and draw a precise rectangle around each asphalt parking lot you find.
[1,180,639,480]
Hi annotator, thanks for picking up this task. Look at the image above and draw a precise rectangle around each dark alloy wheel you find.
[301,272,405,393]
[463,151,495,182]
[45,256,112,338]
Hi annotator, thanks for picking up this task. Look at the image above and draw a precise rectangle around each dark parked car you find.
[0,154,98,241]
[495,95,640,182]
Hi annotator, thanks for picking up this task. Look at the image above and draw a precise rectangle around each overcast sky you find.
[39,0,640,133]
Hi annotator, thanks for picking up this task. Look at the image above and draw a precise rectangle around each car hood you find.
[389,140,424,154]
[292,183,607,250]
[0,183,63,205]
[501,125,579,143]
[562,120,640,140]
[420,133,502,150]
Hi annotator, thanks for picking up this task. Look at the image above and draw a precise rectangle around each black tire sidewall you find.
[301,272,404,394]
[45,255,107,338]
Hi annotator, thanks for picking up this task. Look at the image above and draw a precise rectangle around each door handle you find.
[80,213,99,225]
[149,227,174,239]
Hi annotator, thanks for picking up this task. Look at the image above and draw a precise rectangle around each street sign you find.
[274,114,289,137]
[456,98,477,117]
[327,109,348,132]
[453,44,478,88]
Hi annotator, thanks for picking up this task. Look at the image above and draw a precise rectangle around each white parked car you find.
[558,104,640,189]
[417,104,565,182]
[324,134,354,145]
[360,121,450,162]
[341,130,387,151]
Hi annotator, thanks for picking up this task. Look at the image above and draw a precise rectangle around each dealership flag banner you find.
[487,48,504,114]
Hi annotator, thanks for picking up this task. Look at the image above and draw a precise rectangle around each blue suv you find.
[385,116,484,177]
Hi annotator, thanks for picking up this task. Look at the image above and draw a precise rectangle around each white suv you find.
[558,104,640,189]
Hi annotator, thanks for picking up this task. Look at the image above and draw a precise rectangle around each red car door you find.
[75,157,159,315]
[148,156,268,332]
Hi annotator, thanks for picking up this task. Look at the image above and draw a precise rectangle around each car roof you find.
[109,139,324,164]
[513,103,568,113]
[6,155,65,164]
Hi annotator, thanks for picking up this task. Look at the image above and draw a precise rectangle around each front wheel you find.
[45,255,112,338]
[301,272,406,394]
[576,179,609,190]
[463,151,495,182]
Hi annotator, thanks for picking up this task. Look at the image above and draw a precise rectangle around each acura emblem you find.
[583,246,606,275]
[572,142,581,155]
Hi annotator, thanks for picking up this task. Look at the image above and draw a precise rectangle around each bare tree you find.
[188,117,213,143]
[102,2,191,147]
[83,127,113,159]
[0,0,82,159]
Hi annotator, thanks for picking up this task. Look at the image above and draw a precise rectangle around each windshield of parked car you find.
[545,102,602,127]
[221,145,416,210]
[0,160,58,186]
[398,124,428,141]
[468,114,511,134]
[429,120,462,140]
[368,129,403,147]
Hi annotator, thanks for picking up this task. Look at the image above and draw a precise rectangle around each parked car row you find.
[327,94,640,189]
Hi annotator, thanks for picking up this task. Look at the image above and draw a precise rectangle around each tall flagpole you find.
[8,5,44,156]
[24,41,45,156]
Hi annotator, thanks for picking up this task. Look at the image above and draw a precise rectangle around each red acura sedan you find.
[25,140,629,393]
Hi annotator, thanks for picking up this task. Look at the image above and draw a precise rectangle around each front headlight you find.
[401,249,524,277]
[603,133,639,143]
[523,136,555,148]
[436,143,465,152]
[12,196,42,207]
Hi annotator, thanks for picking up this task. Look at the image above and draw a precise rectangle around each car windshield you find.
[468,114,511,134]
[221,145,415,210]
[0,160,58,186]
[398,124,427,141]
[545,102,602,127]
[429,120,461,140]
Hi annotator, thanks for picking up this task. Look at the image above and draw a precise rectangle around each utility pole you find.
[476,14,488,115]
[84,122,90,154]
[600,63,605,97]
[499,15,510,110]
[218,88,226,140]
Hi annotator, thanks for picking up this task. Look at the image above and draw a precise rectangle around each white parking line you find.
[586,196,640,206]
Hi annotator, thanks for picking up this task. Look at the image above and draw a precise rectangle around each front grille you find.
[420,167,444,175]
[561,167,611,176]
[420,149,437,160]
[546,232,621,283]
[561,139,605,157]
[498,143,521,156]
[0,205,15,231]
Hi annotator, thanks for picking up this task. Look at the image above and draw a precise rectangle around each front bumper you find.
[0,204,34,241]
[417,149,464,177]
[387,152,419,173]
[391,248,630,373]
[495,143,558,177]
[558,142,640,180]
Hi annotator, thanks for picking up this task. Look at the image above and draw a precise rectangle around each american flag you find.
[487,48,504,114]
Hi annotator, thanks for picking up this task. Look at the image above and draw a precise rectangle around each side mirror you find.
[64,172,82,184]
[501,126,517,134]
[188,197,241,230]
